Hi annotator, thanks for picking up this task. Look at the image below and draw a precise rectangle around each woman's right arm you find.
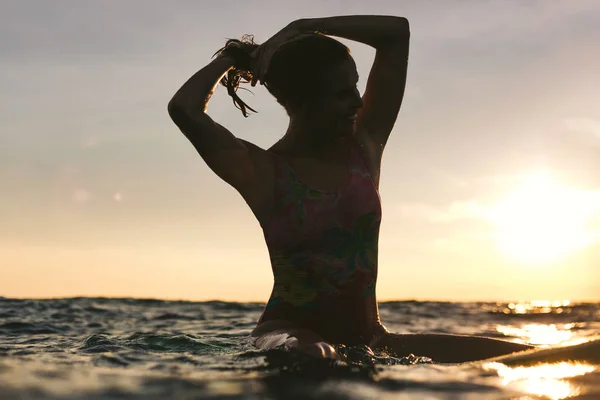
[168,54,244,157]
[167,54,273,220]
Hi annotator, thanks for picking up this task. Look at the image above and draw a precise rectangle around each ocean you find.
[0,297,598,399]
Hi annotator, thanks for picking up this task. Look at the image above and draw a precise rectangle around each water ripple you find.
[0,298,598,399]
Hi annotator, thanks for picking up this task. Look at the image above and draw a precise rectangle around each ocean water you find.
[0,297,598,400]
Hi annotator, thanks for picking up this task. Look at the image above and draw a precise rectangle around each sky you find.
[1,0,600,302]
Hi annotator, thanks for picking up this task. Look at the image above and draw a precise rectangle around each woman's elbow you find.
[167,97,192,124]
[395,17,410,40]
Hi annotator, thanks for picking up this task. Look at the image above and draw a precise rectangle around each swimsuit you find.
[258,139,384,344]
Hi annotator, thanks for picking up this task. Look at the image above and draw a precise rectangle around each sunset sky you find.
[2,0,600,302]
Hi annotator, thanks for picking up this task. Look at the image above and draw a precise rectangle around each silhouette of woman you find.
[168,15,532,362]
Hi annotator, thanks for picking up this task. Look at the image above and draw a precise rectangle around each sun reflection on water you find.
[497,323,574,346]
[494,300,584,347]
[484,362,595,400]
[505,300,571,315]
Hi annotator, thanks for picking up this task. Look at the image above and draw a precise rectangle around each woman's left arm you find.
[256,16,410,152]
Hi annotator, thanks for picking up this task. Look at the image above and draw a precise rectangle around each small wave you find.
[0,322,63,335]
[83,305,113,314]
[124,333,220,353]
[238,344,432,378]
[152,313,203,321]
[96,354,130,367]
[80,334,126,353]
[118,298,176,306]
[202,301,263,312]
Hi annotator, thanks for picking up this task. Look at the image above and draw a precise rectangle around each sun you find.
[488,171,598,264]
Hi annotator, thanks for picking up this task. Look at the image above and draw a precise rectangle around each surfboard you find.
[479,338,600,366]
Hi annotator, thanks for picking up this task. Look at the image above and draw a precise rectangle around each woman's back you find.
[259,139,384,344]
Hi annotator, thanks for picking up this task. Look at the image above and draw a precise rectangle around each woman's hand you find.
[250,20,307,86]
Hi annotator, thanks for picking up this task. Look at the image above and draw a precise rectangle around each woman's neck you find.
[279,120,344,156]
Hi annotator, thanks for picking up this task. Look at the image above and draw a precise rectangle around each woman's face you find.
[302,57,363,138]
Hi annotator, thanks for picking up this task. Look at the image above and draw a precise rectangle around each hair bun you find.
[214,35,258,69]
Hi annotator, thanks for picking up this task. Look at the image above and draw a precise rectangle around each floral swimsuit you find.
[258,139,385,344]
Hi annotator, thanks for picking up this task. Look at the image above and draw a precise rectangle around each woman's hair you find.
[213,34,351,117]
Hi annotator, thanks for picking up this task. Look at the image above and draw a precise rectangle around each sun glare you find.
[484,362,596,400]
[488,171,599,264]
[496,323,574,346]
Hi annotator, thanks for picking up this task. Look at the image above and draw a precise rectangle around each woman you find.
[168,15,531,362]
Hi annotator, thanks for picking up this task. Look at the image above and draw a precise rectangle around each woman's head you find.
[218,34,362,131]
[263,34,353,109]
[265,34,363,137]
